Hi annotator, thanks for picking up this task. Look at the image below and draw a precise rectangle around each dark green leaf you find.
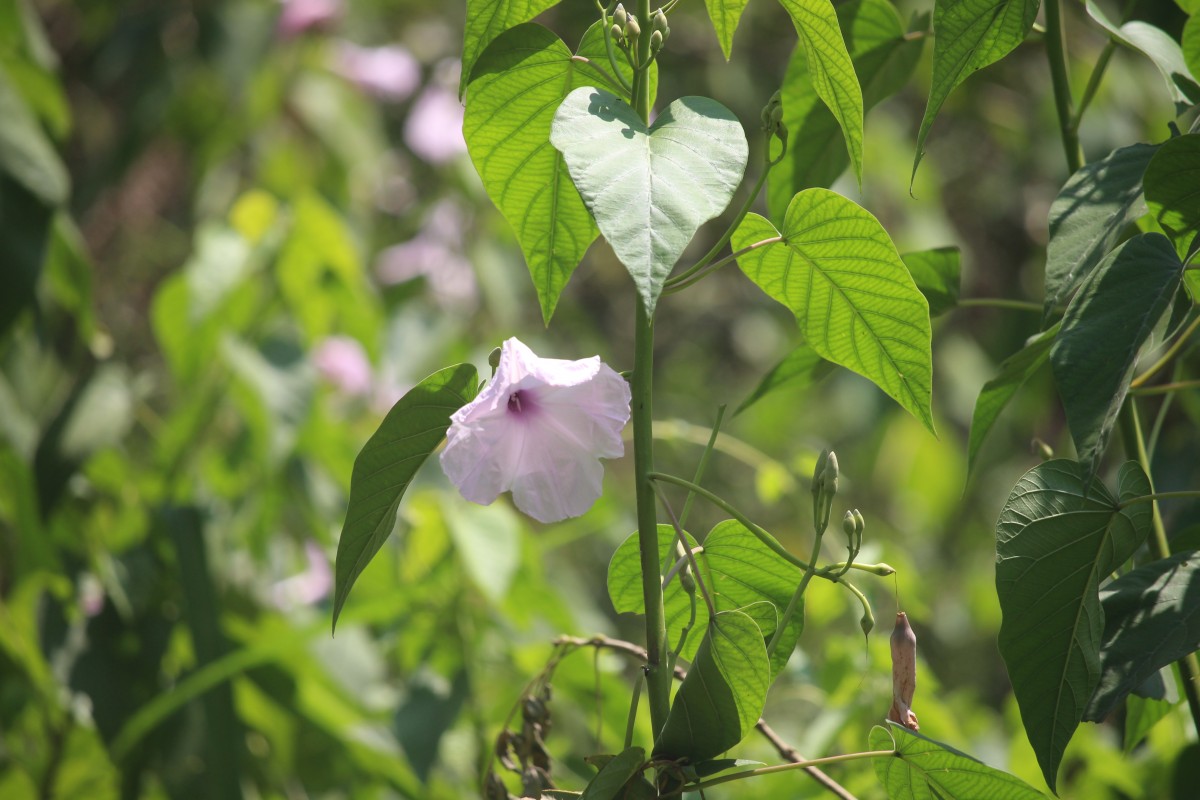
[995,460,1153,791]
[551,88,748,314]
[1044,142,1158,318]
[967,324,1058,480]
[902,247,961,316]
[465,23,655,322]
[1144,133,1200,259]
[1086,0,1200,114]
[913,0,1039,183]
[768,0,926,218]
[1084,550,1200,721]
[735,342,833,415]
[0,174,53,338]
[733,190,935,433]
[704,0,751,60]
[580,746,646,800]
[461,0,562,98]
[776,0,866,185]
[1050,234,1184,474]
[333,364,479,631]
[869,722,1048,799]
[654,610,769,763]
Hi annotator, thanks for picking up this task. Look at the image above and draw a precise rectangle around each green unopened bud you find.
[679,566,696,595]
[613,4,628,29]
[488,346,502,374]
[853,508,865,536]
[811,449,830,499]
[625,14,640,40]
[769,104,784,126]
[610,23,623,41]
[822,450,840,496]
[652,8,669,36]
[842,510,856,538]
[860,606,875,637]
[1032,438,1054,461]
[650,29,663,51]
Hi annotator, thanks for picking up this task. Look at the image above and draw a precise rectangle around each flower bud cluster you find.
[811,449,839,535]
[760,90,788,154]
[610,4,670,62]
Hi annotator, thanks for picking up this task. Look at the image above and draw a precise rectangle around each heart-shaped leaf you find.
[460,0,562,98]
[550,87,748,314]
[733,189,934,433]
[995,459,1152,791]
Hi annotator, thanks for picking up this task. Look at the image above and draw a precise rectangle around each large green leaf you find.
[654,610,769,763]
[1084,550,1200,721]
[580,746,647,800]
[333,364,479,631]
[966,324,1058,480]
[1050,234,1184,474]
[995,460,1153,791]
[465,23,653,322]
[768,0,925,218]
[704,0,751,60]
[902,247,961,317]
[733,189,935,433]
[1086,0,1200,114]
[735,342,833,415]
[1143,133,1200,259]
[913,0,1039,183]
[1185,14,1200,87]
[776,0,866,185]
[1044,142,1158,318]
[460,0,561,98]
[869,723,1048,799]
[550,87,748,314]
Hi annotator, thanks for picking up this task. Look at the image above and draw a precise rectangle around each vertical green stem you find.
[1043,0,1084,173]
[1117,400,1200,738]
[631,0,670,737]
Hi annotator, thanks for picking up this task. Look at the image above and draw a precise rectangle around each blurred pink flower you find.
[271,541,333,609]
[374,201,478,310]
[277,0,341,38]
[313,336,372,396]
[334,42,420,102]
[440,338,630,523]
[404,87,466,163]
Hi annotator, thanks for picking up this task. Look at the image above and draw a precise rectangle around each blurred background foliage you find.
[2,0,1199,798]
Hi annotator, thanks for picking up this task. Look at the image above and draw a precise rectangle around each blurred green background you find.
[3,0,1199,797]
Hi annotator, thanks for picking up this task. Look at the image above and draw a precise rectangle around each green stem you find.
[663,750,895,795]
[1117,490,1200,510]
[623,671,643,750]
[663,236,781,294]
[1117,400,1200,739]
[1072,0,1138,131]
[766,507,827,655]
[1130,380,1200,397]
[1130,316,1200,388]
[631,0,670,739]
[679,405,725,530]
[594,0,633,97]
[653,481,717,620]
[955,298,1047,313]
[1043,0,1084,173]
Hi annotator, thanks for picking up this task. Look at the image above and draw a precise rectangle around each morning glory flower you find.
[440,338,631,523]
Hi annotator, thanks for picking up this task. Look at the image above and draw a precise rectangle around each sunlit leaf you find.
[551,87,748,314]
[460,0,562,98]
[769,0,925,217]
[913,0,1039,183]
[733,189,935,433]
[655,610,769,763]
[704,0,751,60]
[1050,234,1184,474]
[333,364,479,631]
[1185,15,1200,87]
[735,342,833,415]
[967,324,1057,480]
[1086,0,1200,114]
[1044,142,1157,318]
[465,23,654,323]
[995,460,1152,791]
[1143,133,1200,259]
[580,746,647,800]
[869,722,1048,799]
[1084,549,1200,722]
[776,0,866,185]
[1123,693,1174,753]
[902,247,961,317]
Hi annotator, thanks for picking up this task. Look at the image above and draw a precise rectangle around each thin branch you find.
[1130,316,1200,388]
[1117,490,1200,510]
[1131,380,1200,397]
[653,481,718,620]
[955,298,1046,313]
[665,236,782,294]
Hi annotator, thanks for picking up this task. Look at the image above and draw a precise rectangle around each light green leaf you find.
[995,460,1152,791]
[776,0,866,185]
[1086,0,1200,114]
[461,0,562,98]
[444,500,521,603]
[0,62,67,205]
[869,723,1048,799]
[654,610,769,763]
[608,525,709,661]
[580,746,647,800]
[1185,14,1200,86]
[333,364,480,631]
[768,0,926,217]
[1044,142,1157,317]
[1123,694,1174,753]
[1050,234,1184,474]
[1084,549,1200,722]
[966,324,1057,480]
[465,23,653,322]
[733,189,935,433]
[902,247,961,316]
[1144,133,1200,259]
[704,0,751,60]
[735,342,833,415]
[551,87,748,314]
[913,0,1039,183]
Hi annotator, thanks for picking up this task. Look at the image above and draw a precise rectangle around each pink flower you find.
[312,336,372,396]
[277,0,341,38]
[334,42,420,102]
[440,338,631,523]
[403,87,466,164]
[271,541,333,609]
